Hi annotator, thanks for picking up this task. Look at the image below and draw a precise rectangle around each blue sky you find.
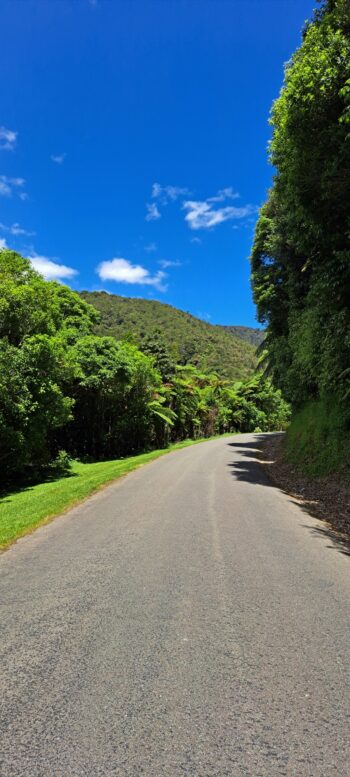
[1,0,316,326]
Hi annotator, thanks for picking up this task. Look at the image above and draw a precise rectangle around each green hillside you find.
[80,292,257,380]
[220,325,265,348]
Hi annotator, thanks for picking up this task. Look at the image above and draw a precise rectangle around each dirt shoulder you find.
[259,434,350,551]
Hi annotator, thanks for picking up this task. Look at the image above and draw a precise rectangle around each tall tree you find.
[251,0,350,406]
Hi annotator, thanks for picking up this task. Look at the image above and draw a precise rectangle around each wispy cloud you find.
[144,242,157,253]
[0,175,26,198]
[0,237,8,249]
[151,183,190,204]
[145,203,161,221]
[29,254,78,281]
[146,182,190,222]
[146,182,252,231]
[0,221,35,236]
[97,258,167,291]
[0,126,17,151]
[197,311,212,322]
[51,152,66,164]
[191,236,202,244]
[158,259,182,269]
[208,187,239,202]
[183,199,255,230]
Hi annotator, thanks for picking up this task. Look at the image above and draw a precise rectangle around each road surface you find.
[0,433,349,776]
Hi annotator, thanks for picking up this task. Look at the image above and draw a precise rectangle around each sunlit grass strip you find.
[0,434,234,549]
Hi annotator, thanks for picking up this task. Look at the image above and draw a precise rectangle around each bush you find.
[48,450,72,477]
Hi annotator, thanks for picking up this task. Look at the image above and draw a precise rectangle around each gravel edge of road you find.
[259,434,350,554]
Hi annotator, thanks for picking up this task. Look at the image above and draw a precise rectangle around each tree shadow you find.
[0,468,78,505]
[228,432,284,446]
[227,435,350,558]
[299,520,350,558]
[227,435,281,487]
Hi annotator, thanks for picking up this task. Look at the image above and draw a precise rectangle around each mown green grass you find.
[0,435,233,549]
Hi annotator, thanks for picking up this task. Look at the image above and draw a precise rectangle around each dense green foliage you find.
[0,253,97,479]
[80,291,258,380]
[0,251,289,484]
[250,0,350,473]
[285,399,350,477]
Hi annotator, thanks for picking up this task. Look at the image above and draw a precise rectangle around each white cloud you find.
[0,126,17,151]
[0,221,35,236]
[0,175,26,198]
[183,199,255,230]
[29,254,78,281]
[97,258,167,291]
[191,236,202,244]
[145,202,161,221]
[51,152,66,164]
[0,237,8,249]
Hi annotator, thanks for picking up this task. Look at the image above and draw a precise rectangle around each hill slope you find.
[80,292,258,380]
[220,325,264,348]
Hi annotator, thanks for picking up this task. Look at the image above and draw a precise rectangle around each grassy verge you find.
[0,434,234,549]
[285,399,350,478]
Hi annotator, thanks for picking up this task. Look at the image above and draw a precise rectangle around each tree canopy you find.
[251,0,350,408]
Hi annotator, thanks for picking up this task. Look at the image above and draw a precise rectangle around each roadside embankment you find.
[260,432,350,546]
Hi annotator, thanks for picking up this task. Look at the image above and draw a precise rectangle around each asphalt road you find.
[1,433,349,777]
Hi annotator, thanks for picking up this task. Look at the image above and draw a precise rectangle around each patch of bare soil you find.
[259,434,350,553]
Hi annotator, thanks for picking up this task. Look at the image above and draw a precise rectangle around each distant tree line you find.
[0,251,289,484]
[250,0,350,472]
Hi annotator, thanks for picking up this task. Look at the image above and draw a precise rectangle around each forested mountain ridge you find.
[80,291,259,380]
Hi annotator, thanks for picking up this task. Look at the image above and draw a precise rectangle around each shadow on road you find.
[227,435,350,558]
[227,436,278,487]
[300,522,350,558]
